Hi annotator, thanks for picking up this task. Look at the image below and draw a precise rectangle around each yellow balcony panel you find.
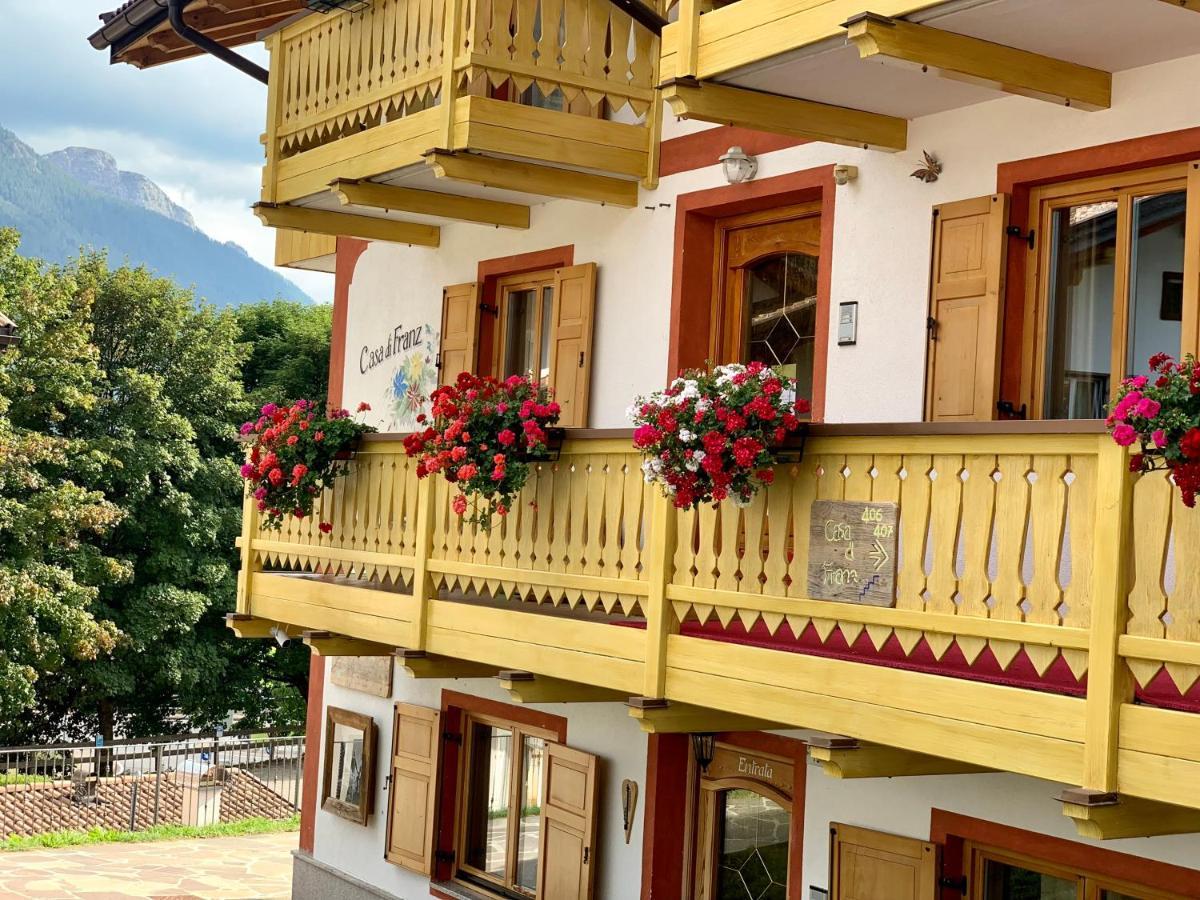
[233,427,1200,822]
[662,0,1200,133]
[273,228,338,273]
[261,0,660,218]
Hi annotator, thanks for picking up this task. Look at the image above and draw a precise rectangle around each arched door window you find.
[715,788,790,900]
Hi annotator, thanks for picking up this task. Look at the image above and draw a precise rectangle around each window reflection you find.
[743,252,818,405]
[716,789,789,900]
[464,723,512,879]
[983,858,1078,899]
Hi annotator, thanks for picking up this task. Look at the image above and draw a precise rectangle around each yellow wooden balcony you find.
[234,425,1200,837]
[255,0,661,244]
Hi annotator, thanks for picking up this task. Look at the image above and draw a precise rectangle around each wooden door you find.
[385,704,442,875]
[925,194,1010,422]
[547,263,598,428]
[439,282,481,386]
[536,742,599,900]
[830,823,937,900]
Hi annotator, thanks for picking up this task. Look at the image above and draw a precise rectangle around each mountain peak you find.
[44,146,197,230]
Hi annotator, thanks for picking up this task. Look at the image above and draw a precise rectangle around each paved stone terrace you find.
[0,831,296,899]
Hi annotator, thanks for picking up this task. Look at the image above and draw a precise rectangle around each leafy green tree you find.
[235,301,332,412]
[0,229,122,739]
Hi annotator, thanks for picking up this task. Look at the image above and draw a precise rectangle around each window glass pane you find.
[329,721,365,806]
[464,722,512,880]
[1043,200,1118,419]
[1101,891,1147,900]
[539,286,554,385]
[743,252,818,404]
[503,289,539,379]
[715,789,789,900]
[1127,190,1186,378]
[515,736,546,893]
[982,858,1077,899]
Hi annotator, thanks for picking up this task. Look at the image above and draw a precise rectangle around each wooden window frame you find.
[321,706,377,826]
[454,711,558,899]
[1021,162,1190,418]
[493,269,557,386]
[711,202,823,384]
[964,840,1188,900]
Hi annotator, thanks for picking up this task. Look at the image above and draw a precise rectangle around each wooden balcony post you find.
[642,492,678,698]
[236,477,260,616]
[439,0,466,149]
[676,0,702,79]
[261,32,283,204]
[408,476,439,651]
[1081,436,1135,792]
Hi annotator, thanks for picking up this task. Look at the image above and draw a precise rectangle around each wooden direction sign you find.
[807,500,899,606]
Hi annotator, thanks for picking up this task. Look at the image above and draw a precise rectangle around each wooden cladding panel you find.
[537,743,599,900]
[386,703,442,874]
[830,823,936,900]
[439,282,481,387]
[548,264,598,429]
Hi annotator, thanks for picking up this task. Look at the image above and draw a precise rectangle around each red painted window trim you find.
[995,127,1200,408]
[432,690,569,885]
[931,808,1200,898]
[475,246,574,375]
[298,653,326,854]
[669,166,836,421]
[660,125,808,178]
[328,237,370,410]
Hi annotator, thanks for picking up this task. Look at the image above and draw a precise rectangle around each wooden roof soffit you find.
[423,151,640,208]
[330,179,530,229]
[253,202,441,248]
[660,78,908,153]
[1059,788,1200,839]
[498,671,628,703]
[806,734,993,779]
[843,13,1111,111]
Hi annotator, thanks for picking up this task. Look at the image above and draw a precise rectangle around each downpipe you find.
[167,0,269,84]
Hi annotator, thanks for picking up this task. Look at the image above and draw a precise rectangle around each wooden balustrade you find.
[235,424,1200,809]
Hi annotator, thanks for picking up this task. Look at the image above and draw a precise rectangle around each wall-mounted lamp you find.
[833,164,859,186]
[0,312,18,352]
[691,733,716,773]
[720,146,758,184]
[270,624,291,647]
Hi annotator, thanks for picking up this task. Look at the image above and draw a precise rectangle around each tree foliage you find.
[0,231,324,743]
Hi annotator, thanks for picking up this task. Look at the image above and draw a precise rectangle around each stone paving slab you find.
[0,831,296,899]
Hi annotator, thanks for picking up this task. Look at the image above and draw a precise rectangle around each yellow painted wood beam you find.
[807,734,992,779]
[660,78,907,152]
[499,671,628,704]
[626,698,783,734]
[252,202,440,247]
[1157,0,1200,11]
[1060,789,1200,839]
[224,614,302,640]
[303,631,395,656]
[330,179,530,230]
[395,649,499,679]
[843,13,1110,111]
[424,151,639,208]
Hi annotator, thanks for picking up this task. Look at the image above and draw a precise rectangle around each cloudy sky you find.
[0,2,332,302]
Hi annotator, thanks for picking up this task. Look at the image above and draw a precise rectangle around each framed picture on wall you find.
[1161,271,1184,322]
[322,707,377,825]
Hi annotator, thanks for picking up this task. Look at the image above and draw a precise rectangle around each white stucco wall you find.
[339,52,1200,429]
[313,660,649,899]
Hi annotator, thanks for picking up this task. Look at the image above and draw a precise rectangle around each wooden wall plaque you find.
[807,499,899,607]
[331,656,394,698]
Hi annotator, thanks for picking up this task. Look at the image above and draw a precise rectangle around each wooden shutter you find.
[385,703,441,874]
[830,823,937,900]
[537,743,599,900]
[439,282,481,386]
[547,263,598,428]
[925,194,1009,422]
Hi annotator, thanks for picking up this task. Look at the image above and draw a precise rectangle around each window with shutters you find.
[440,263,596,427]
[1024,164,1193,420]
[963,842,1189,900]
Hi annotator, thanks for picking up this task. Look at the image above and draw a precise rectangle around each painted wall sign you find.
[806,499,899,606]
[704,743,794,798]
[331,656,394,698]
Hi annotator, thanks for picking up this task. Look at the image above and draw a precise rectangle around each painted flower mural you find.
[385,325,439,430]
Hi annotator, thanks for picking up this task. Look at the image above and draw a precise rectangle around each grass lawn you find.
[0,814,300,852]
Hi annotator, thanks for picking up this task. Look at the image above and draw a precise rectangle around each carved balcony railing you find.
[235,424,1200,818]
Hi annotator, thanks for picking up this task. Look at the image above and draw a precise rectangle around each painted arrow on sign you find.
[868,540,890,571]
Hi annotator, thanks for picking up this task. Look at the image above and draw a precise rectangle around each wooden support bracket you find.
[1059,788,1200,839]
[1156,0,1200,13]
[330,179,530,229]
[424,150,640,208]
[224,614,302,640]
[498,671,628,704]
[843,13,1110,111]
[302,631,395,657]
[395,649,499,679]
[252,202,441,247]
[807,734,991,779]
[660,78,908,152]
[626,697,783,734]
